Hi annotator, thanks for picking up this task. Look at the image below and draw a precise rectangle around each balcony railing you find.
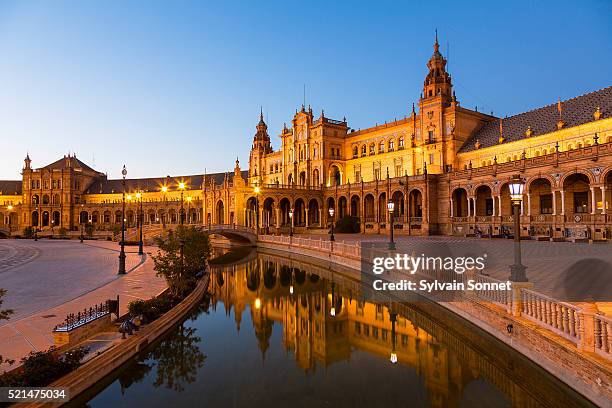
[521,289,581,344]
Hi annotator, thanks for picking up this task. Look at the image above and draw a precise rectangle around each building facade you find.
[1,36,611,240]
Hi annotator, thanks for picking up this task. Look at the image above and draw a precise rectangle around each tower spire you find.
[434,29,439,52]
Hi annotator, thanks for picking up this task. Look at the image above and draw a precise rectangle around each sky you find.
[0,0,610,180]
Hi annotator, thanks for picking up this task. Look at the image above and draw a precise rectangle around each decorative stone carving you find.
[594,106,602,120]
[525,126,533,137]
[590,166,604,182]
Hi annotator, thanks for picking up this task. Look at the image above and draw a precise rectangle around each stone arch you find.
[560,170,595,187]
[294,198,306,226]
[91,210,99,224]
[350,194,360,217]
[279,197,292,226]
[526,174,556,191]
[79,211,89,224]
[474,185,493,216]
[408,189,423,218]
[262,197,275,228]
[326,197,335,224]
[563,172,591,214]
[299,171,306,186]
[245,197,257,227]
[451,187,469,217]
[308,198,320,226]
[377,192,387,222]
[391,190,405,220]
[104,210,112,224]
[338,196,348,219]
[364,194,375,221]
[42,211,50,227]
[312,168,320,187]
[216,200,225,224]
[32,211,39,227]
[42,194,50,205]
[528,177,553,215]
[329,163,343,186]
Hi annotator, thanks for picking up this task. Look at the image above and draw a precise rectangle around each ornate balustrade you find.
[521,289,581,344]
[594,314,612,359]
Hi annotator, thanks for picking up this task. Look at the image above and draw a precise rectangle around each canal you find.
[72,247,594,407]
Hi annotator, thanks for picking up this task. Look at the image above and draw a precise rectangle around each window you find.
[369,143,375,155]
[374,168,381,180]
[361,145,366,157]
[428,130,435,143]
[574,192,588,213]
[395,165,402,177]
[378,141,384,153]
[398,137,404,149]
[540,194,553,214]
[352,146,358,158]
[355,322,361,334]
[485,198,493,215]
[429,153,435,165]
[355,171,361,182]
[388,139,394,151]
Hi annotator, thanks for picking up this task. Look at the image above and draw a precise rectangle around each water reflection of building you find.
[208,256,475,408]
[207,253,590,408]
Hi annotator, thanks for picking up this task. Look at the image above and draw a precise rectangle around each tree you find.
[153,226,211,297]
[0,288,14,368]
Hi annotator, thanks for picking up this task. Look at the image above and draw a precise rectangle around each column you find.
[319,208,322,226]
[467,197,471,217]
[492,196,496,217]
[449,198,454,218]
[601,186,607,215]
[305,208,309,228]
[275,208,280,228]
[560,190,565,215]
[526,194,531,216]
[520,200,524,216]
[590,187,596,214]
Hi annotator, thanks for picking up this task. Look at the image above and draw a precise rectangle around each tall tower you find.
[422,31,452,106]
[249,109,272,186]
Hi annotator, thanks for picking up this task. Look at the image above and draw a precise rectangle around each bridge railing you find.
[521,288,581,345]
[201,224,256,234]
[258,234,361,260]
[594,314,612,359]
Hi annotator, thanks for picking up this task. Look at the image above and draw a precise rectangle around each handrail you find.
[521,288,582,344]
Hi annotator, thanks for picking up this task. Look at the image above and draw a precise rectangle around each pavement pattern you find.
[0,240,166,371]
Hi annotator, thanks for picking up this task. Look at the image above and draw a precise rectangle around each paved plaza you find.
[0,240,166,370]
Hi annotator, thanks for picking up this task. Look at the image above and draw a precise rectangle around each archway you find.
[294,198,306,226]
[350,195,360,217]
[452,188,468,217]
[245,197,257,227]
[528,178,553,215]
[32,211,39,227]
[364,194,375,222]
[91,211,99,224]
[409,190,423,218]
[279,197,291,226]
[391,191,404,221]
[312,168,320,187]
[104,210,112,224]
[263,197,275,228]
[308,199,320,226]
[52,211,61,227]
[216,200,225,224]
[475,185,493,216]
[330,165,341,186]
[299,171,306,186]
[42,211,50,227]
[338,196,347,219]
[563,173,591,214]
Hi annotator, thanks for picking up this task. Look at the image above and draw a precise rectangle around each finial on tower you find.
[434,29,439,52]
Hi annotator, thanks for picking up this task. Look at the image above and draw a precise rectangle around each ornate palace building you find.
[1,36,611,240]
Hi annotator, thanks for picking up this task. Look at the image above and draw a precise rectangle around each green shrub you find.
[85,223,94,238]
[58,227,68,238]
[0,346,88,387]
[128,294,177,322]
[335,216,360,233]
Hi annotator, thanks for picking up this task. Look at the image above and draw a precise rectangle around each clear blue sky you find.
[1,0,610,180]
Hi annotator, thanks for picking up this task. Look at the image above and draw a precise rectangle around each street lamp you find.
[80,204,84,243]
[136,191,143,255]
[178,182,185,226]
[118,165,127,275]
[508,174,527,282]
[328,207,335,242]
[387,200,396,250]
[288,208,294,237]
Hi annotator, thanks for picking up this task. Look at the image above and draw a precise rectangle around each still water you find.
[75,248,594,408]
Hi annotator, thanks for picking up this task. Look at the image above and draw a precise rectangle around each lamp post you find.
[328,207,335,242]
[387,200,396,250]
[179,182,185,226]
[508,174,527,282]
[136,191,143,255]
[254,186,260,232]
[34,204,38,241]
[118,165,127,275]
[288,208,294,237]
[80,204,84,243]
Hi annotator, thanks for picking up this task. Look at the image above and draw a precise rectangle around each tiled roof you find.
[459,86,612,153]
[0,180,22,195]
[39,156,100,173]
[85,171,247,194]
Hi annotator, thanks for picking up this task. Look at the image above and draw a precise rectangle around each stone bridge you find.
[199,224,257,244]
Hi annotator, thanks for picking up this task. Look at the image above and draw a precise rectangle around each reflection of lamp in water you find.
[289,285,294,294]
[390,308,398,364]
[330,280,336,317]
[255,297,262,309]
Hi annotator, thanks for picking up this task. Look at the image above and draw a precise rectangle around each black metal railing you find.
[53,301,110,332]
